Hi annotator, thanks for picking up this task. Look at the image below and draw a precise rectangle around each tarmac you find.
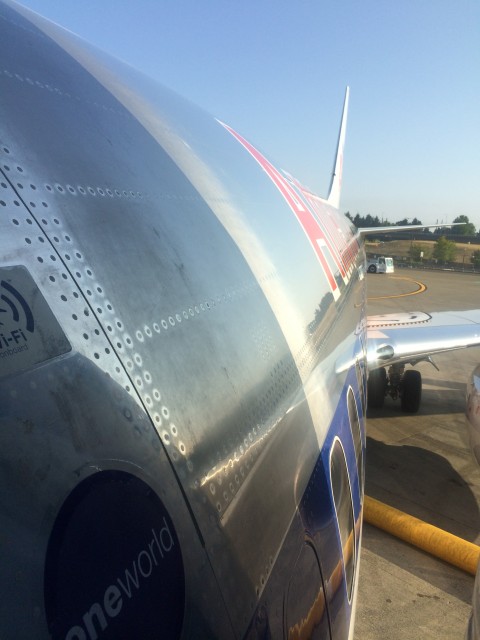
[355,268,480,639]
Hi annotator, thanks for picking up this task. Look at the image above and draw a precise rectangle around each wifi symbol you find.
[0,280,34,333]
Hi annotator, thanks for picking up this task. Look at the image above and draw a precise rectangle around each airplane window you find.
[347,387,364,496]
[330,439,355,602]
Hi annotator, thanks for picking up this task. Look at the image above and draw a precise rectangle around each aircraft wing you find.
[367,310,480,370]
[357,223,463,236]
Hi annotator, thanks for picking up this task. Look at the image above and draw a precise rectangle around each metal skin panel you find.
[244,364,365,640]
[367,310,480,371]
[466,364,480,465]
[467,365,480,639]
[0,355,233,638]
[0,1,367,638]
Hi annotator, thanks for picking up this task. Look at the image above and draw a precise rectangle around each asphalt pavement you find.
[355,268,480,639]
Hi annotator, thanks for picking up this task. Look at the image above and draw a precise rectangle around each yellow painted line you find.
[368,276,427,301]
[364,495,480,575]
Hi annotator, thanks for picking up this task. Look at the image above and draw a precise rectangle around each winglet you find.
[327,86,349,210]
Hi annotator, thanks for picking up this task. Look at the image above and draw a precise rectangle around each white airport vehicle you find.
[367,256,394,273]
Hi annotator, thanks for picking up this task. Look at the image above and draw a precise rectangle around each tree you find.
[433,236,456,262]
[471,250,480,267]
[395,217,423,226]
[344,212,386,228]
[453,215,476,235]
[409,243,430,262]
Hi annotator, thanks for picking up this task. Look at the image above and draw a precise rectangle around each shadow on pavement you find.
[366,436,480,539]
[364,436,479,602]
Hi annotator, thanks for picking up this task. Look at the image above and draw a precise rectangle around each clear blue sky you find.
[16,0,480,227]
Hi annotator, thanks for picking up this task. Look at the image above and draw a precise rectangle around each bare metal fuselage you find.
[0,2,366,638]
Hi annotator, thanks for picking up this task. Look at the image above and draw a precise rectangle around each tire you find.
[401,369,422,413]
[368,265,377,273]
[367,367,387,409]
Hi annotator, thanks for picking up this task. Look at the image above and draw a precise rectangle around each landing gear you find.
[367,365,422,413]
[400,369,422,413]
[367,367,387,408]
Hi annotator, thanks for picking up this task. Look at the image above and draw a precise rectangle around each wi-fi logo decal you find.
[0,280,35,334]
[0,266,70,375]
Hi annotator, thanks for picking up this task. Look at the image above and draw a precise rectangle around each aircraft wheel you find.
[367,367,387,409]
[368,265,377,273]
[401,369,422,413]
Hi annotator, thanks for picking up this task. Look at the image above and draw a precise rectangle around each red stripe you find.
[223,124,340,295]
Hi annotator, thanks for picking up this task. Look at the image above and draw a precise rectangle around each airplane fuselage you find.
[0,1,366,638]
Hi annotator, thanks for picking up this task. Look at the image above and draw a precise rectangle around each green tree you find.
[471,250,480,267]
[409,243,430,261]
[345,212,386,228]
[453,215,476,235]
[395,217,423,226]
[433,236,456,262]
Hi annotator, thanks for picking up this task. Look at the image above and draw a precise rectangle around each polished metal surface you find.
[0,1,366,637]
[467,364,480,464]
[367,310,480,370]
